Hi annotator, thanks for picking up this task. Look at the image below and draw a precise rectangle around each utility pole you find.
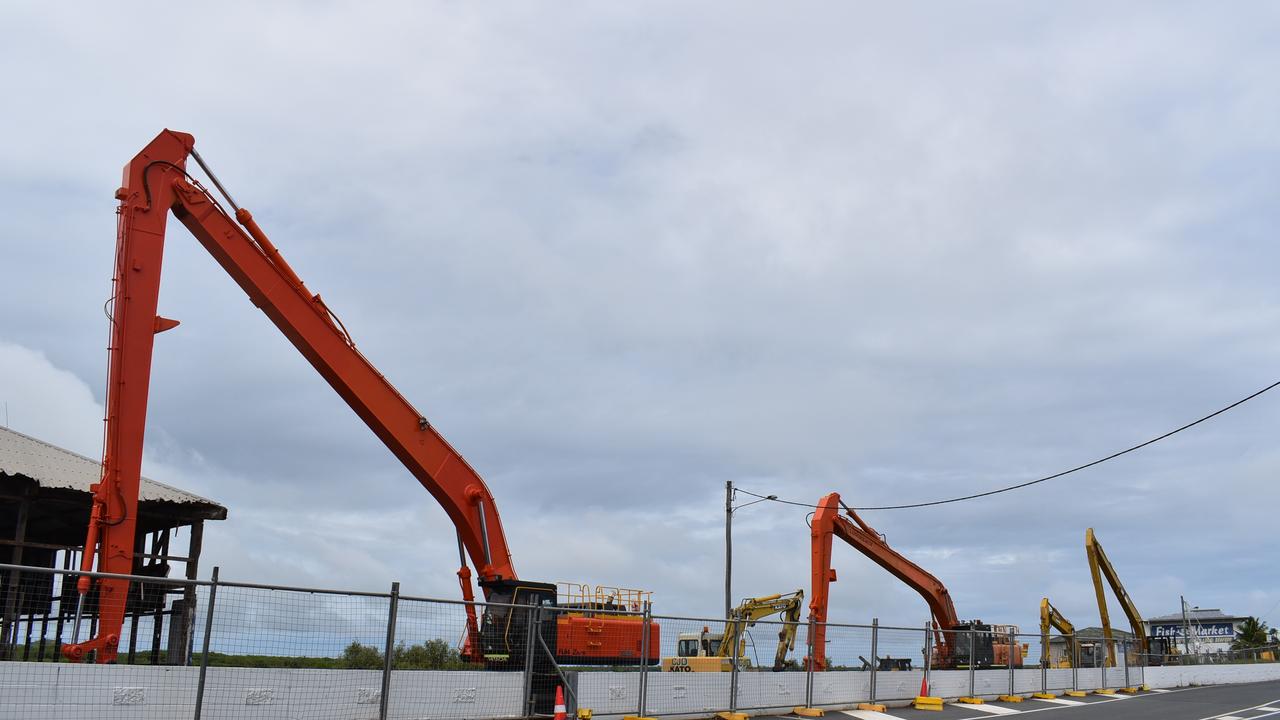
[1180,595,1192,655]
[725,480,733,620]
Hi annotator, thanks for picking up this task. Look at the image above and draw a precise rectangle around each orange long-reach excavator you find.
[61,130,659,671]
[808,492,1022,670]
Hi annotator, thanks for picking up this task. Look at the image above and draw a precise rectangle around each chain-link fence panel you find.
[387,595,521,720]
[199,580,393,719]
[1015,632,1044,695]
[858,624,920,704]
[638,614,731,717]
[1,564,199,720]
[798,620,870,702]
[540,604,651,717]
[1074,638,1104,692]
[731,616,809,713]
[1103,640,1128,689]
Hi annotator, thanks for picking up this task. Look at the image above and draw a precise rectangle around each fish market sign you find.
[1151,623,1236,640]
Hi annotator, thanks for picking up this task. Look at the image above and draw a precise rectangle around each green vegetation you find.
[1233,617,1271,650]
[341,639,480,670]
[2,639,479,670]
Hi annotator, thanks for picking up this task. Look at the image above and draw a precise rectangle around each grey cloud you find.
[1,2,1278,639]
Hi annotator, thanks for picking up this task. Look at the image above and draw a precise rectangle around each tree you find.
[1233,617,1269,650]
[342,638,475,670]
[394,638,468,669]
[341,641,384,669]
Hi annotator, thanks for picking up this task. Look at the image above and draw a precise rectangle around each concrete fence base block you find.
[913,696,944,711]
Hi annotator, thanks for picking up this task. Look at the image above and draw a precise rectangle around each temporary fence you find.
[0,562,1275,720]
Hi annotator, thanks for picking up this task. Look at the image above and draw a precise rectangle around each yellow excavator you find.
[663,590,805,672]
[1086,528,1173,667]
[1040,598,1080,668]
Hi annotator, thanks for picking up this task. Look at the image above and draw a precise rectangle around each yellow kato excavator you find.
[663,590,805,672]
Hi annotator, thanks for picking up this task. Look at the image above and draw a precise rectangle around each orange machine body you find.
[556,615,661,664]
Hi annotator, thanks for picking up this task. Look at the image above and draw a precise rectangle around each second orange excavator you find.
[808,492,1023,670]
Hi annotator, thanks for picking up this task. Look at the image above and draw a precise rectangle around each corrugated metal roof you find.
[0,425,225,510]
[1147,608,1242,623]
[1048,626,1133,642]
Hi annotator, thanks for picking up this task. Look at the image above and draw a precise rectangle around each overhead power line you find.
[739,377,1280,511]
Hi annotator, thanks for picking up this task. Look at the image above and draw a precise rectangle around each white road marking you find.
[1032,698,1084,706]
[1148,688,1172,693]
[1191,697,1280,720]
[1215,716,1244,720]
[1103,693,1131,700]
[959,702,1022,715]
[1260,708,1280,712]
[838,710,904,720]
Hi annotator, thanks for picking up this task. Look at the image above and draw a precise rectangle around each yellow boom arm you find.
[1040,598,1080,667]
[1086,528,1149,666]
[720,590,806,671]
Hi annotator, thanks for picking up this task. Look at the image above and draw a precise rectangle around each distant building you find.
[1144,608,1248,654]
[0,426,226,663]
[1046,626,1132,666]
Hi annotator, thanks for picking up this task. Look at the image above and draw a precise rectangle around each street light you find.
[725,481,777,618]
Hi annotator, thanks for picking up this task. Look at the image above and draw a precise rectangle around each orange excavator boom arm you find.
[809,492,961,670]
[64,129,511,662]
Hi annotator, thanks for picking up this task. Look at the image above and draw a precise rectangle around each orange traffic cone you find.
[919,676,929,697]
[554,686,567,720]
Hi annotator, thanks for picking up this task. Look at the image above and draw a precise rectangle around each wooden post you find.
[1,491,31,659]
[180,520,204,665]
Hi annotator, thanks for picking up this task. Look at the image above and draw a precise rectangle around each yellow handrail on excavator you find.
[1040,598,1079,668]
[1086,528,1149,667]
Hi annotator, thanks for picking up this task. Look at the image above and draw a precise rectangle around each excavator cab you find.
[950,621,996,668]
[478,579,559,668]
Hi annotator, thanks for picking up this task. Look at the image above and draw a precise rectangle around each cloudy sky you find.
[2,2,1279,639]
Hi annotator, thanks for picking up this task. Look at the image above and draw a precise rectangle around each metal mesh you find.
[388,595,519,720]
[643,614,733,715]
[5,562,1280,719]
[732,617,809,712]
[859,624,921,704]
[1014,632,1044,695]
[200,582,392,718]
[0,564,196,719]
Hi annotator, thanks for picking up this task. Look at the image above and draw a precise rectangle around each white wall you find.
[581,661,1280,717]
[0,662,524,720]
[1145,663,1280,689]
[7,660,1280,719]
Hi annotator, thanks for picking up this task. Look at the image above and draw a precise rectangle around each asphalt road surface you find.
[762,682,1280,720]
